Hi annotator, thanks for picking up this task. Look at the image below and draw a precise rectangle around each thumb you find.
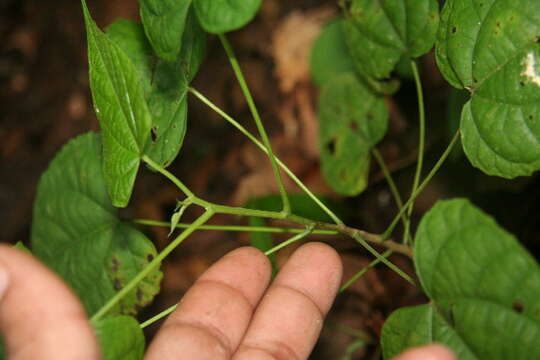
[0,245,100,359]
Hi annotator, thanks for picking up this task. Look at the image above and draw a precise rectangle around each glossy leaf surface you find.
[194,0,262,34]
[32,133,162,316]
[381,199,540,359]
[139,0,191,62]
[107,16,205,168]
[343,0,439,79]
[82,0,151,207]
[318,72,388,196]
[436,0,540,177]
[94,316,145,360]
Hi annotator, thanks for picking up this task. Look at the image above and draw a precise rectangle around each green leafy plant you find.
[18,0,540,358]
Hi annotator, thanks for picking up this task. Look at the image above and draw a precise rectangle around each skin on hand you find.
[0,245,100,360]
[393,344,457,360]
[145,242,343,360]
[0,243,456,360]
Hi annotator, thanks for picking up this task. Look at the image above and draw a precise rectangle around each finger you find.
[145,247,272,360]
[0,245,100,359]
[393,344,457,360]
[234,242,343,360]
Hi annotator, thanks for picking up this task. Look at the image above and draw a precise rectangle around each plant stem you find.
[218,34,290,215]
[132,219,337,235]
[350,234,413,284]
[264,226,314,256]
[197,201,288,219]
[372,149,408,232]
[140,304,177,329]
[142,155,194,199]
[90,210,214,323]
[188,87,343,225]
[382,130,460,240]
[340,250,393,292]
[402,60,426,244]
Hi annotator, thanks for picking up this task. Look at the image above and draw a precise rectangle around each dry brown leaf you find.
[271,7,335,93]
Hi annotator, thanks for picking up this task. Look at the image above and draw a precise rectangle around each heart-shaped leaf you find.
[139,0,192,62]
[82,0,152,207]
[32,133,162,316]
[381,198,540,359]
[310,18,356,87]
[194,0,262,34]
[106,15,205,168]
[94,316,145,360]
[343,0,439,80]
[318,72,388,196]
[436,0,540,178]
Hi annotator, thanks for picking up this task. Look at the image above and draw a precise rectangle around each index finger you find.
[145,247,272,360]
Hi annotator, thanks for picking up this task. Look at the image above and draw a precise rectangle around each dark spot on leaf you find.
[172,124,177,129]
[147,254,154,262]
[349,122,358,131]
[513,300,525,313]
[113,278,122,291]
[535,36,540,43]
[326,138,337,155]
[367,113,374,121]
[111,256,120,272]
[528,115,533,121]
[150,127,158,143]
[520,81,525,86]
[496,21,501,28]
[473,77,478,84]
[452,26,457,34]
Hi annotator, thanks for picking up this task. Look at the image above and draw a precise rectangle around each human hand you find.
[0,243,456,359]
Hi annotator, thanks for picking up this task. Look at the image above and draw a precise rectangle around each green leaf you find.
[382,304,477,360]
[94,316,145,360]
[382,301,540,360]
[381,199,540,359]
[310,17,355,87]
[310,16,400,95]
[343,0,439,79]
[436,0,540,178]
[194,0,262,34]
[82,0,152,207]
[31,133,162,316]
[176,10,207,83]
[415,199,540,315]
[105,19,154,88]
[139,0,192,62]
[106,15,206,168]
[318,72,388,196]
